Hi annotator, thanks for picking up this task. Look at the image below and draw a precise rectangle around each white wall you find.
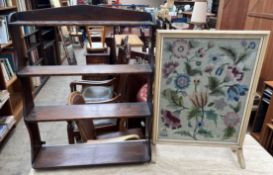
[119,0,164,7]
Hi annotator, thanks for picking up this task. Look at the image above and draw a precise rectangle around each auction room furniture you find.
[68,91,143,143]
[9,5,155,169]
[251,81,273,155]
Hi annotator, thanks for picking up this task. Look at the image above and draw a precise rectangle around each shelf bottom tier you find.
[33,140,150,169]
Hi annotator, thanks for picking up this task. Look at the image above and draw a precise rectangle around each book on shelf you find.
[0,58,15,82]
[29,48,39,64]
[23,26,36,36]
[0,0,13,8]
[0,15,9,44]
[0,115,15,130]
[0,89,9,108]
[0,48,17,71]
[0,124,8,141]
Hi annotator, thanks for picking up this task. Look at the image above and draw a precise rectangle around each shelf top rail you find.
[17,64,152,77]
[8,5,155,26]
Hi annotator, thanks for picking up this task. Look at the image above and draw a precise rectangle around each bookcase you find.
[9,5,155,169]
[0,0,23,144]
[251,81,273,153]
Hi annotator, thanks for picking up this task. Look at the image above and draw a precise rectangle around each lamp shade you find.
[191,0,208,24]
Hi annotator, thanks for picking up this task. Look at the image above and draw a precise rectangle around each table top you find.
[115,34,144,47]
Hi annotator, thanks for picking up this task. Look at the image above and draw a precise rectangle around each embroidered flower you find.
[224,112,240,128]
[172,39,190,59]
[214,98,227,110]
[204,64,215,74]
[196,48,206,58]
[248,41,256,49]
[175,74,190,90]
[161,109,182,129]
[208,41,215,49]
[197,121,204,128]
[241,40,247,47]
[215,67,224,76]
[208,53,223,64]
[196,61,202,66]
[189,91,208,108]
[162,61,179,78]
[225,66,244,82]
[227,84,248,101]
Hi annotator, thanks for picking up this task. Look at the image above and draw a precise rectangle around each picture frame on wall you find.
[153,30,270,168]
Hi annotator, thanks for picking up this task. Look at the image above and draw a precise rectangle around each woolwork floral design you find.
[159,38,260,142]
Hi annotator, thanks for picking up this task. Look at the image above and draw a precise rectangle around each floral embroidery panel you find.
[158,37,260,143]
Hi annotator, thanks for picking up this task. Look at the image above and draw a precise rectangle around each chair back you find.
[68,91,96,141]
[86,26,106,50]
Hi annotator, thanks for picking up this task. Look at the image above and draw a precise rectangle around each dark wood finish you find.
[33,140,150,169]
[85,48,110,64]
[18,65,152,77]
[9,5,155,168]
[26,102,151,122]
[9,5,153,24]
[251,81,273,156]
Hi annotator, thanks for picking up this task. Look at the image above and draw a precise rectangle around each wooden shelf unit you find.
[251,81,273,154]
[9,5,155,169]
[0,0,25,144]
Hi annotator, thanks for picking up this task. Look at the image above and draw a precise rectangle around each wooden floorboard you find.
[33,140,150,169]
[26,102,151,122]
[17,65,152,76]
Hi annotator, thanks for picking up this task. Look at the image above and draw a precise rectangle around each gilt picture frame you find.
[153,30,269,150]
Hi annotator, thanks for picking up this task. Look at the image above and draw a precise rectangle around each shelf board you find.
[23,29,39,38]
[0,93,9,109]
[5,75,17,88]
[26,102,150,122]
[27,43,41,53]
[33,140,150,169]
[0,6,17,12]
[43,40,55,49]
[0,40,13,50]
[18,65,152,77]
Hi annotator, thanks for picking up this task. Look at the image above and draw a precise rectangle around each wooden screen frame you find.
[153,30,270,149]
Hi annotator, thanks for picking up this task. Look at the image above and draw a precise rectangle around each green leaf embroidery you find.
[187,107,201,120]
[185,62,202,76]
[205,110,218,126]
[235,52,251,64]
[162,89,184,107]
[210,88,225,96]
[229,102,241,113]
[189,40,200,48]
[208,76,221,91]
[198,129,214,138]
[208,102,215,107]
[175,130,193,138]
[223,127,236,140]
[220,47,237,62]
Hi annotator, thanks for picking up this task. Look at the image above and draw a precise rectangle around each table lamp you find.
[191,0,208,30]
